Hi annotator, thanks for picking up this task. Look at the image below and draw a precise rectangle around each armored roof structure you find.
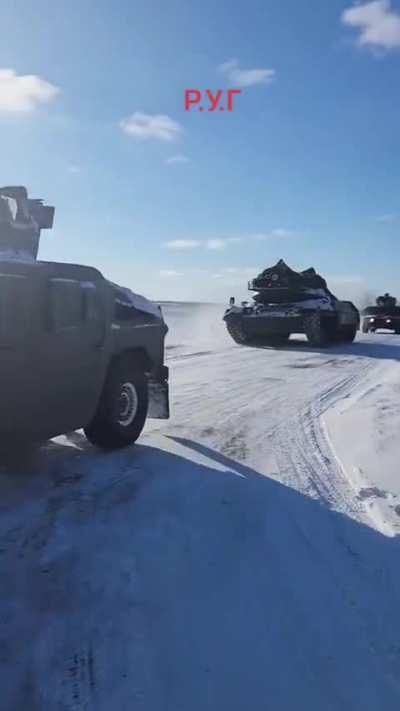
[0,186,54,260]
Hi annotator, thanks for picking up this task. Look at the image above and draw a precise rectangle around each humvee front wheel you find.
[84,359,148,450]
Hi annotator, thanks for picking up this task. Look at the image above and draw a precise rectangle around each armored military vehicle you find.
[361,293,400,334]
[0,186,169,449]
[223,259,359,347]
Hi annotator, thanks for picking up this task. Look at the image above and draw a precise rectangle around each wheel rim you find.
[117,382,138,426]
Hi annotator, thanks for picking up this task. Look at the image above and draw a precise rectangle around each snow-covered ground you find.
[1,304,400,710]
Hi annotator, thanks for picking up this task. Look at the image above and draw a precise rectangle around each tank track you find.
[225,320,250,344]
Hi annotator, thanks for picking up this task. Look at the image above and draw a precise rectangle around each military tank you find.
[361,293,400,334]
[223,259,360,347]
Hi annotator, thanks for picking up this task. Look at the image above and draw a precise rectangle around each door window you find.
[49,278,83,331]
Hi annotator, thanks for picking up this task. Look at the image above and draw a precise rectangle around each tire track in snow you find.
[274,358,377,520]
[65,645,96,711]
[156,333,396,527]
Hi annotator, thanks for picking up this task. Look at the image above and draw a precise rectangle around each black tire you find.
[303,312,331,347]
[361,323,369,334]
[84,358,148,450]
[225,319,250,344]
[335,325,357,344]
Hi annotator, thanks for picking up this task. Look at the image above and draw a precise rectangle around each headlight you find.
[369,317,375,322]
[386,319,392,323]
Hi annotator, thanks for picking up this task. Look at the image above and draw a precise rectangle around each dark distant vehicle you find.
[362,293,400,334]
[0,186,169,449]
[223,259,360,347]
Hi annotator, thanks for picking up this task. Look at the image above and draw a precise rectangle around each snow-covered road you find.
[1,318,400,710]
[156,328,400,533]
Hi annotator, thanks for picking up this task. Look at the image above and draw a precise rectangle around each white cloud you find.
[212,267,258,280]
[205,237,242,250]
[206,239,226,250]
[327,274,365,285]
[204,237,242,250]
[0,68,60,113]
[252,233,270,241]
[375,212,397,221]
[164,232,295,252]
[120,112,182,142]
[253,228,294,240]
[271,228,293,238]
[218,59,275,87]
[165,154,189,164]
[207,238,242,250]
[342,1,400,50]
[221,267,258,275]
[164,240,201,249]
[159,269,183,277]
[164,237,242,251]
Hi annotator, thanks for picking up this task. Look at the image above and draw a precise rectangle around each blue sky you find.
[1,0,399,302]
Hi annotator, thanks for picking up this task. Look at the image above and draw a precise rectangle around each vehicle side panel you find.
[0,261,112,440]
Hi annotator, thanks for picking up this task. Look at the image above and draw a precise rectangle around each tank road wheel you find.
[335,325,357,344]
[225,319,250,345]
[304,312,331,347]
[84,358,149,450]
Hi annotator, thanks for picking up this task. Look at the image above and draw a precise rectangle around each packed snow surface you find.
[1,303,400,710]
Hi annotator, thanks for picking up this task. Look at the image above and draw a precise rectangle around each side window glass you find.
[82,281,105,345]
[49,278,83,331]
[82,282,103,322]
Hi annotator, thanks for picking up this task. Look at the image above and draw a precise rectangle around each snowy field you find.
[1,303,400,710]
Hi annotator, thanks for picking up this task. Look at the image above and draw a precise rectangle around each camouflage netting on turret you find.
[248,259,336,305]
[0,186,54,260]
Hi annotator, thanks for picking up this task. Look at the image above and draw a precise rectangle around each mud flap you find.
[148,379,170,419]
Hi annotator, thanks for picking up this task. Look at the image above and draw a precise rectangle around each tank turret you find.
[376,293,397,310]
[0,186,54,260]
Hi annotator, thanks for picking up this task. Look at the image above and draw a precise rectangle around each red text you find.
[184,89,242,112]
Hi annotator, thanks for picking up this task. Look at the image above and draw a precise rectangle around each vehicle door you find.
[32,267,109,437]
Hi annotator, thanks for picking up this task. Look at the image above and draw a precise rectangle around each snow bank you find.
[324,357,400,535]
